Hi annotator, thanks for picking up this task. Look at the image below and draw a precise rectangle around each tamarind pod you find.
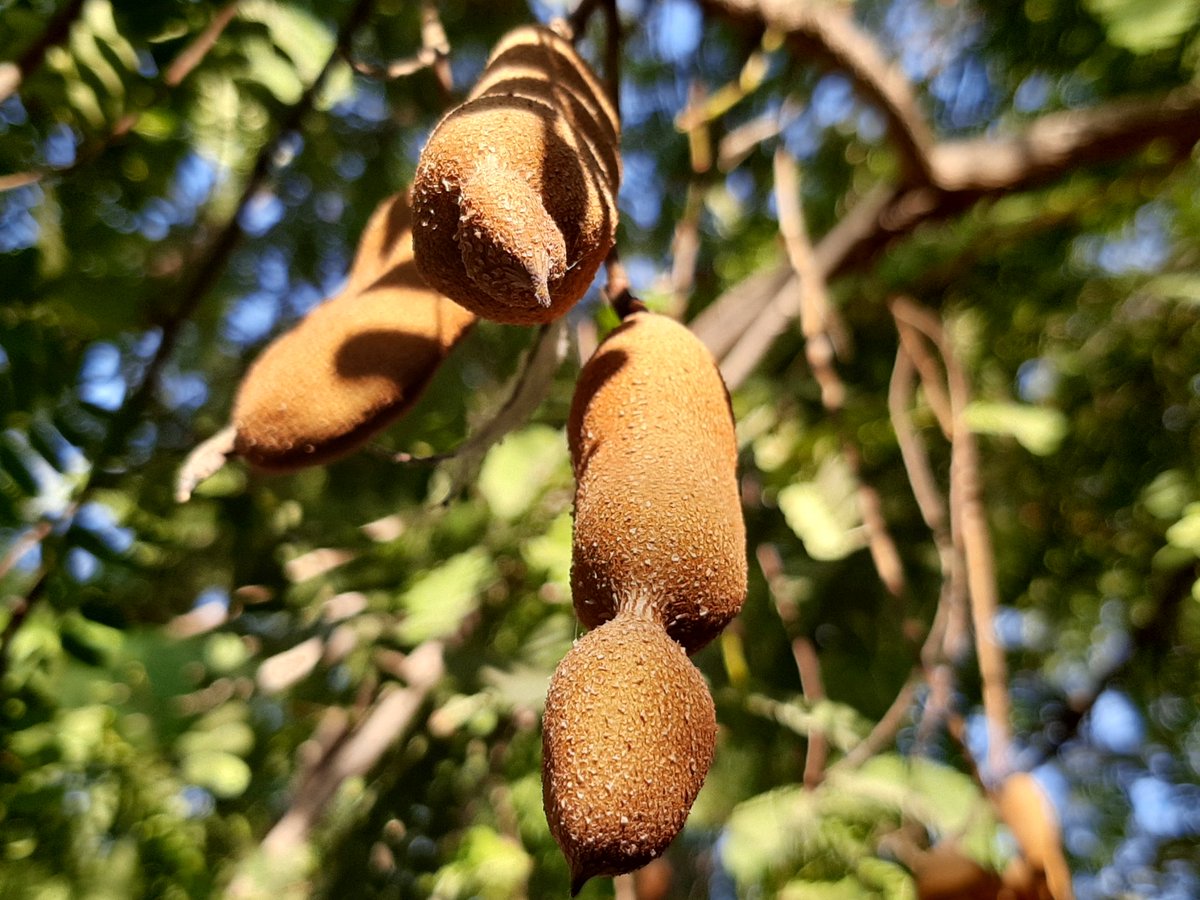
[343,189,416,295]
[232,196,477,472]
[542,612,717,894]
[996,773,1073,900]
[412,25,620,324]
[568,311,747,654]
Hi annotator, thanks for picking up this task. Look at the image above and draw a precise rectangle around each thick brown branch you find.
[931,84,1200,193]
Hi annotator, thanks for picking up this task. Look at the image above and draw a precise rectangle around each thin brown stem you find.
[837,672,921,770]
[774,147,906,599]
[793,637,828,788]
[890,297,1012,775]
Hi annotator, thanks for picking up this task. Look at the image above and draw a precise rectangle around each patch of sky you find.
[449,42,488,94]
[257,246,290,293]
[931,54,996,131]
[855,106,885,143]
[194,586,230,612]
[135,47,157,77]
[333,151,365,182]
[1016,357,1059,403]
[132,328,163,361]
[782,109,822,160]
[279,171,312,205]
[883,0,960,83]
[74,501,134,555]
[618,151,663,230]
[0,183,42,252]
[159,370,208,413]
[1130,776,1197,838]
[1088,690,1145,755]
[238,190,284,237]
[403,124,431,165]
[137,197,176,241]
[332,78,387,126]
[66,546,99,583]
[1076,202,1172,277]
[222,291,280,345]
[42,122,78,168]
[993,606,1047,650]
[180,785,216,819]
[621,255,657,293]
[78,342,126,411]
[314,190,344,224]
[619,77,660,129]
[725,169,754,206]
[1015,72,1052,114]
[651,0,702,64]
[169,153,217,224]
[288,280,325,317]
[811,74,854,129]
[0,93,28,128]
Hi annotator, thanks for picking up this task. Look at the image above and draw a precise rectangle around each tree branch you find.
[698,0,935,183]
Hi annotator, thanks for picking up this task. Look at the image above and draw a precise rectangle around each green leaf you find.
[778,454,865,561]
[964,401,1067,456]
[520,511,572,587]
[477,425,568,520]
[1166,502,1200,556]
[1083,0,1200,53]
[397,549,497,644]
[180,750,252,799]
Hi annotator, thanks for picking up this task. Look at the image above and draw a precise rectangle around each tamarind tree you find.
[2,0,1200,897]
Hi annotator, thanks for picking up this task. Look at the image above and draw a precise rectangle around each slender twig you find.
[0,519,54,582]
[836,672,921,770]
[773,147,906,599]
[793,637,828,788]
[566,0,605,43]
[891,297,1012,776]
[248,641,444,861]
[346,2,451,92]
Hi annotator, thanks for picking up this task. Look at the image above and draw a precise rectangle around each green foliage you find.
[2,0,1200,897]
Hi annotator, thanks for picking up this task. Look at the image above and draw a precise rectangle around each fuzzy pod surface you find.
[232,194,477,471]
[542,613,717,893]
[412,25,620,324]
[568,311,747,653]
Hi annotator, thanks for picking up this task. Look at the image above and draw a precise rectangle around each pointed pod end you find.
[569,866,592,896]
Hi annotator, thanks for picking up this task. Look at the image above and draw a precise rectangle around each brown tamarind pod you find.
[412,25,620,324]
[568,311,747,653]
[996,773,1073,900]
[542,612,717,894]
[231,194,477,471]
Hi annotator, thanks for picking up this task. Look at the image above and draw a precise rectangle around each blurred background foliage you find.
[1,0,1199,897]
